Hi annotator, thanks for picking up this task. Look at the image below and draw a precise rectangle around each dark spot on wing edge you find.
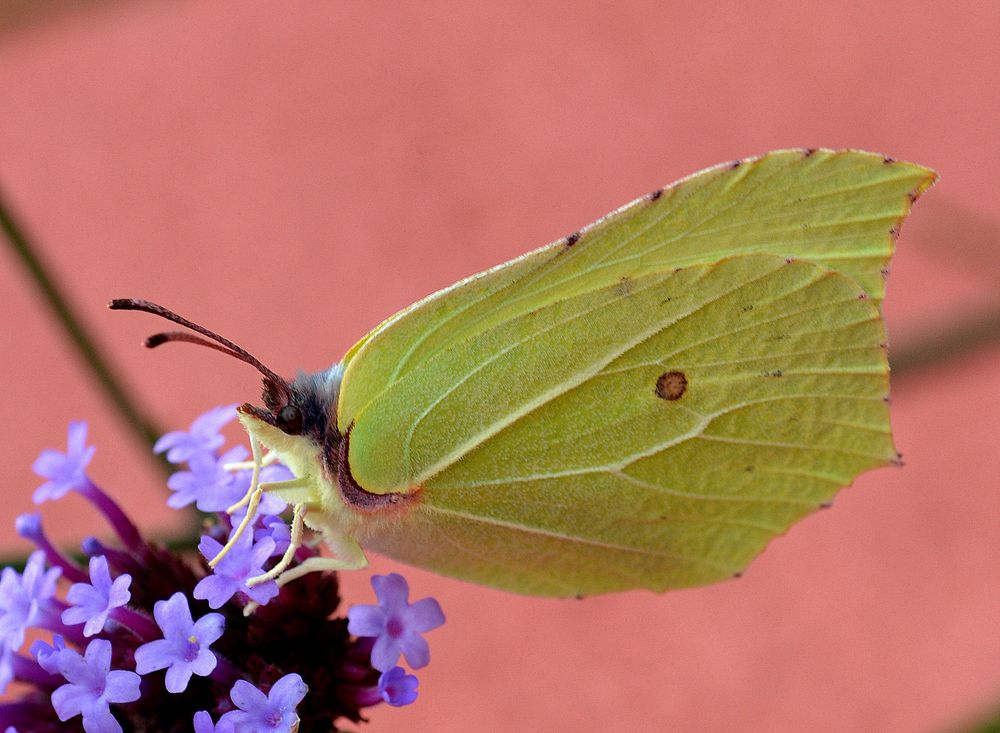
[655,371,687,401]
[565,232,580,247]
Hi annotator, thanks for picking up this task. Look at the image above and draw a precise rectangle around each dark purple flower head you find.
[134,592,225,693]
[347,573,445,671]
[194,531,279,609]
[3,414,439,731]
[31,421,96,503]
[50,638,141,733]
[0,550,61,651]
[378,666,419,707]
[222,673,308,733]
[61,555,132,637]
[154,404,237,464]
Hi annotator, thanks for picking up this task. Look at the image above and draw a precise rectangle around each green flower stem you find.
[0,186,167,471]
[950,706,1000,733]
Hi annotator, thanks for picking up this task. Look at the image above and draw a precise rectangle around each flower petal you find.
[103,669,141,704]
[80,705,124,733]
[193,574,239,610]
[134,638,173,675]
[192,612,226,645]
[153,592,194,636]
[399,631,431,669]
[164,662,194,694]
[51,682,90,720]
[229,678,268,711]
[372,573,409,612]
[370,633,401,672]
[347,605,386,637]
[268,672,308,708]
[188,647,218,678]
[244,579,279,606]
[83,638,112,676]
[404,597,445,633]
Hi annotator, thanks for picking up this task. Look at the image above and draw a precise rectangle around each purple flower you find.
[61,556,132,637]
[31,421,96,503]
[254,515,292,558]
[0,550,61,651]
[168,446,290,517]
[194,531,279,609]
[194,710,235,733]
[222,673,308,733]
[134,592,225,693]
[5,417,407,729]
[205,463,290,518]
[154,404,237,464]
[50,638,141,733]
[166,446,246,511]
[347,573,445,671]
[378,666,419,707]
[30,633,67,674]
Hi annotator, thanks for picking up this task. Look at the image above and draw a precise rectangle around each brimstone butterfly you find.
[113,148,935,596]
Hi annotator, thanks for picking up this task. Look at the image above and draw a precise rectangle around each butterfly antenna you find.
[109,298,291,401]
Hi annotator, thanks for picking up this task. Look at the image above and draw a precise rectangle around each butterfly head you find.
[236,365,344,477]
[108,299,343,474]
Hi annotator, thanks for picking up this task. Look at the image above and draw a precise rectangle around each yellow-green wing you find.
[355,254,893,594]
[339,149,934,432]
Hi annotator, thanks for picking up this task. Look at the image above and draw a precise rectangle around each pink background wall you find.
[2,3,999,731]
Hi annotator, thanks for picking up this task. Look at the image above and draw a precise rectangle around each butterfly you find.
[113,148,935,596]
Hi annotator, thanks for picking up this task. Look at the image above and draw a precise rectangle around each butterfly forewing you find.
[339,149,933,432]
[351,255,894,594]
[333,149,934,595]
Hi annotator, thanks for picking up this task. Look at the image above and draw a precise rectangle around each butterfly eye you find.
[276,404,303,435]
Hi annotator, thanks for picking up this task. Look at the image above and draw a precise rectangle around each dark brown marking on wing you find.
[655,371,687,401]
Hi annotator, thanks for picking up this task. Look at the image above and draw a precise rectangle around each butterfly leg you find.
[222,449,281,473]
[256,477,313,504]
[273,549,369,589]
[224,435,265,515]
[241,538,368,617]
[245,502,308,586]
[209,436,278,568]
[208,484,264,568]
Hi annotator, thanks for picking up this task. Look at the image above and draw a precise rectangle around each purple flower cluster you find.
[0,410,445,732]
[348,573,445,707]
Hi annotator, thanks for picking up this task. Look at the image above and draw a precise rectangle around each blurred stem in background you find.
[3,182,1000,732]
[0,186,168,472]
[959,714,1000,733]
[892,304,1000,380]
